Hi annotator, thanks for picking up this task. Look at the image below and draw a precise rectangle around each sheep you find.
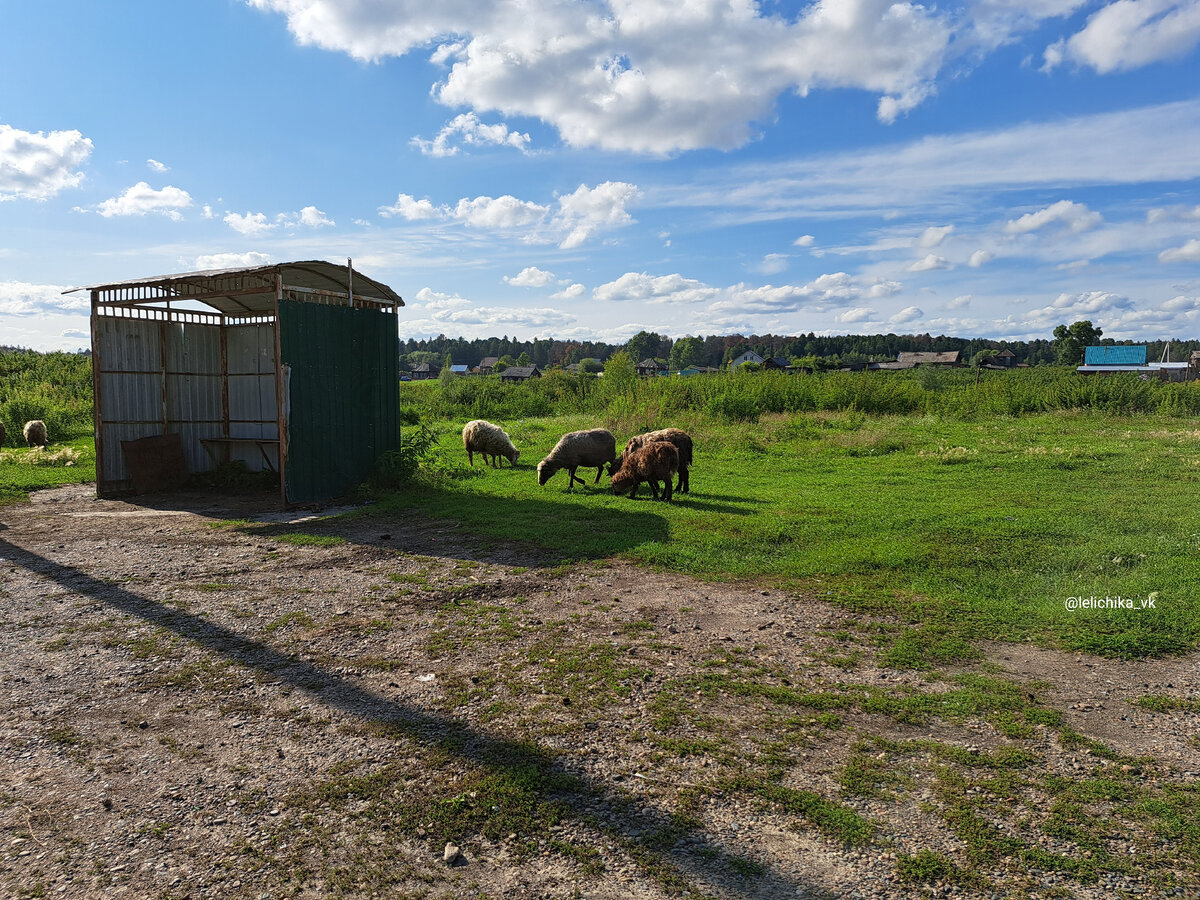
[611,440,680,502]
[611,427,693,494]
[462,419,520,468]
[537,428,616,490]
[22,419,48,448]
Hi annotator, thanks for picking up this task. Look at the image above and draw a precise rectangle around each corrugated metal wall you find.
[278,300,399,504]
[94,316,277,491]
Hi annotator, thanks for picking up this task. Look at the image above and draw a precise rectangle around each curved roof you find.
[69,260,403,315]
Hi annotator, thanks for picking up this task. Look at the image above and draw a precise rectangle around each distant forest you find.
[401,330,1200,372]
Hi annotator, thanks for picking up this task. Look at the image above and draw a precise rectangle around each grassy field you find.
[378,408,1200,662]
[0,438,96,503]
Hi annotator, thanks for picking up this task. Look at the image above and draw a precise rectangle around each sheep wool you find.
[611,441,680,502]
[23,419,48,448]
[614,427,693,494]
[462,420,520,468]
[536,428,616,490]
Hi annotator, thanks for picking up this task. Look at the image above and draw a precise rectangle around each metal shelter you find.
[74,261,403,504]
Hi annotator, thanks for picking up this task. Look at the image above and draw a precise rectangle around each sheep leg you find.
[677,465,689,494]
[468,449,475,466]
[567,466,584,489]
[593,466,605,483]
[648,480,659,500]
[662,477,673,502]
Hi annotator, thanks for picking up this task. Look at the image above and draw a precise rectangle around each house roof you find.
[1084,345,1146,365]
[638,357,666,368]
[499,365,540,378]
[69,260,403,316]
[896,351,960,365]
[995,349,1016,357]
[479,356,499,367]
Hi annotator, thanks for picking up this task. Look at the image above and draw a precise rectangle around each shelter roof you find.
[69,260,403,316]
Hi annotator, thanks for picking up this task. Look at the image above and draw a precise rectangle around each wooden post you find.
[89,290,106,495]
[273,274,287,506]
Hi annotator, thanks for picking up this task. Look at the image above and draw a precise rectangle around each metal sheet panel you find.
[1084,345,1147,365]
[278,300,399,504]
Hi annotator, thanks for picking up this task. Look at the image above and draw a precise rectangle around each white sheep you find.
[462,419,520,468]
[612,427,693,494]
[611,441,680,502]
[23,419,48,448]
[537,428,616,490]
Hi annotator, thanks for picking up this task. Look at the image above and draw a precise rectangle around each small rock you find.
[443,842,462,865]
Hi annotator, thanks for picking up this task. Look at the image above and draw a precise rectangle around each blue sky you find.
[2,0,1198,352]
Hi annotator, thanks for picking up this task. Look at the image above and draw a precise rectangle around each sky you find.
[1,0,1199,353]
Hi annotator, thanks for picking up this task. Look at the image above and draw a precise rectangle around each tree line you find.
[401,329,1200,372]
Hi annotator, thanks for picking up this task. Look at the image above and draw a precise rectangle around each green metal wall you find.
[278,300,399,504]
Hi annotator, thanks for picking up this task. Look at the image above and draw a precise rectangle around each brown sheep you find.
[611,427,692,494]
[610,441,679,502]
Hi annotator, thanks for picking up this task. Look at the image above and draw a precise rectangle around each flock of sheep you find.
[462,419,692,502]
[0,419,48,449]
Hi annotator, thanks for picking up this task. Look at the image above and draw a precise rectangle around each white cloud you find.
[837,307,875,324]
[377,181,637,248]
[890,305,924,325]
[595,272,719,305]
[0,125,92,200]
[968,249,994,267]
[223,210,275,235]
[1043,0,1200,74]
[908,254,949,272]
[201,205,215,219]
[948,294,972,309]
[918,225,954,248]
[415,286,473,310]
[552,181,638,248]
[195,251,273,270]
[98,182,193,219]
[249,0,971,153]
[755,253,789,275]
[379,193,442,220]
[454,194,548,229]
[793,234,815,247]
[294,205,334,227]
[1159,239,1200,262]
[0,280,86,315]
[552,282,585,300]
[504,266,555,287]
[1005,200,1102,234]
[147,158,169,173]
[412,112,531,157]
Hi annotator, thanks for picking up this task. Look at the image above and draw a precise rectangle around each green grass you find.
[375,409,1200,662]
[0,437,96,501]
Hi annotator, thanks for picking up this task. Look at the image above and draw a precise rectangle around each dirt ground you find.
[1,484,1198,899]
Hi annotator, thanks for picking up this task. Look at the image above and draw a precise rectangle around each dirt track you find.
[2,484,1198,899]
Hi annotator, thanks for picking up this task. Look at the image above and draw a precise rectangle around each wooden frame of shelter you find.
[74,261,403,505]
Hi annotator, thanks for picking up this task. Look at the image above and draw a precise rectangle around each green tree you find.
[603,350,636,395]
[516,351,533,367]
[624,330,666,364]
[1052,320,1103,365]
[669,336,706,371]
[972,349,999,368]
[578,358,604,374]
[438,352,456,385]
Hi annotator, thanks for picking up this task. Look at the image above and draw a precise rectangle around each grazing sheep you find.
[537,428,616,490]
[23,419,48,448]
[462,419,520,468]
[611,441,680,502]
[612,427,693,494]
